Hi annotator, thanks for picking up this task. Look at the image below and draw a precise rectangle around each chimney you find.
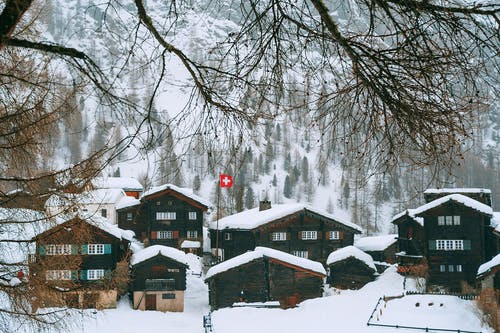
[259,200,272,211]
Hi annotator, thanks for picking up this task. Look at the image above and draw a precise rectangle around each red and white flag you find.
[219,174,233,188]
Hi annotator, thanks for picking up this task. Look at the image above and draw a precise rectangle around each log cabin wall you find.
[328,257,375,289]
[131,255,187,292]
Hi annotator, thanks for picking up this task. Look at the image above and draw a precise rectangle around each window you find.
[145,278,175,291]
[437,216,460,226]
[46,270,72,280]
[187,230,198,238]
[88,244,104,254]
[272,232,287,241]
[188,212,197,220]
[162,293,176,299]
[456,264,462,272]
[101,209,107,218]
[439,265,446,272]
[448,265,454,272]
[156,212,176,220]
[301,231,317,240]
[87,269,105,280]
[328,231,340,240]
[224,233,232,240]
[292,250,309,258]
[156,201,161,206]
[126,212,133,221]
[46,244,72,255]
[157,231,173,239]
[435,239,464,251]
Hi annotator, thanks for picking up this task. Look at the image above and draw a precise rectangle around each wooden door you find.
[145,294,156,310]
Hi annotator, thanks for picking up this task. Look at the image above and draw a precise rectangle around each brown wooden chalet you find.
[117,184,211,256]
[392,191,496,291]
[326,246,376,289]
[130,245,188,312]
[209,201,362,264]
[205,247,326,310]
[354,234,398,264]
[30,216,134,309]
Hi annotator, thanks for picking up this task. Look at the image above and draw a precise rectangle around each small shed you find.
[327,246,376,289]
[354,234,398,267]
[205,247,326,310]
[131,245,188,312]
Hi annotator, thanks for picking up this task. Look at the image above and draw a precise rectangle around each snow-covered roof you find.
[131,245,188,266]
[93,177,143,191]
[391,209,425,226]
[491,212,500,233]
[392,194,493,225]
[142,183,211,209]
[205,246,326,280]
[116,195,141,210]
[477,253,500,277]
[355,234,397,252]
[209,203,362,232]
[36,215,135,242]
[326,245,376,271]
[181,240,201,248]
[45,189,126,207]
[424,188,491,195]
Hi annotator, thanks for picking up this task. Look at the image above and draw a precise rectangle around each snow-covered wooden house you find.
[209,202,362,263]
[205,247,326,310]
[326,246,376,289]
[130,245,188,312]
[30,216,134,309]
[117,184,211,256]
[92,176,144,199]
[354,234,398,264]
[392,189,497,291]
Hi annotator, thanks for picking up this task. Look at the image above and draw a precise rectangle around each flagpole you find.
[215,178,220,262]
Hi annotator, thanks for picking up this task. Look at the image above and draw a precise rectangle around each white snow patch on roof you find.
[424,188,491,194]
[181,240,201,248]
[355,234,397,252]
[116,195,141,210]
[326,245,376,271]
[392,194,493,225]
[131,245,188,266]
[142,183,211,209]
[45,189,126,207]
[477,253,500,277]
[209,203,362,232]
[93,177,143,191]
[205,246,326,280]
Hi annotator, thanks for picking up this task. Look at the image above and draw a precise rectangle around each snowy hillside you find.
[64,266,492,333]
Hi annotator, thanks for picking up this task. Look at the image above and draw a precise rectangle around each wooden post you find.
[215,181,220,262]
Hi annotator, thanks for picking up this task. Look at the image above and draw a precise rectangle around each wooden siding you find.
[131,255,187,292]
[328,257,375,289]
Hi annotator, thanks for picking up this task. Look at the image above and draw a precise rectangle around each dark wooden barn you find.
[30,216,133,309]
[354,234,398,263]
[117,183,211,255]
[205,247,326,310]
[130,245,188,312]
[209,202,362,264]
[326,246,376,289]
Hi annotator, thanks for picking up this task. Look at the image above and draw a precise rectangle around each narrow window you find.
[224,233,232,240]
[438,216,445,226]
[439,265,446,272]
[453,216,460,226]
[187,230,198,238]
[101,209,107,218]
[456,265,462,272]
[126,212,133,221]
[448,265,454,272]
[188,212,197,220]
[445,216,453,225]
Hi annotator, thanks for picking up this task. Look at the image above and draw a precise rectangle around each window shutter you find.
[151,231,157,239]
[339,231,344,240]
[286,232,290,241]
[325,231,330,239]
[173,231,179,239]
[71,270,78,281]
[463,240,471,250]
[80,270,87,280]
[104,269,112,279]
[81,244,88,255]
[317,231,322,240]
[269,233,274,241]
[104,244,112,254]
[38,245,46,256]
[428,240,436,250]
[298,231,303,240]
[71,245,79,255]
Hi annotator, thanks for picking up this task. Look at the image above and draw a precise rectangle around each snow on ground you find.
[64,265,491,333]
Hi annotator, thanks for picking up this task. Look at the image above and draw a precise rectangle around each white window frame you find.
[46,270,72,280]
[445,216,453,226]
[224,233,232,240]
[436,240,446,250]
[301,231,318,240]
[439,265,446,272]
[292,250,309,258]
[188,212,197,220]
[448,265,454,272]
[156,212,176,220]
[126,212,133,221]
[438,215,460,226]
[157,231,173,239]
[187,230,198,238]
[87,269,105,280]
[453,216,461,226]
[272,232,287,241]
[88,244,104,254]
[438,216,445,226]
[456,264,463,272]
[436,239,464,251]
[46,244,72,255]
[328,231,340,240]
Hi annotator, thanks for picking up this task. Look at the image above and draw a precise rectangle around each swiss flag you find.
[219,174,233,188]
